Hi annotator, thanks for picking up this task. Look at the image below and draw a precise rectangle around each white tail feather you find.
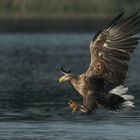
[109,85,135,108]
[109,85,128,95]
[122,101,135,108]
[121,95,134,101]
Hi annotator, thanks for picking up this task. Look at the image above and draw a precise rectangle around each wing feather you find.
[86,13,140,86]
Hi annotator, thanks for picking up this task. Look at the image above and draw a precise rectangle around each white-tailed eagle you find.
[59,13,140,113]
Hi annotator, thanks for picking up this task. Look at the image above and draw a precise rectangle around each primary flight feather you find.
[59,13,140,113]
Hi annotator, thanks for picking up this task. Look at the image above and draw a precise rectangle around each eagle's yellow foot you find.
[80,105,91,113]
[68,99,79,113]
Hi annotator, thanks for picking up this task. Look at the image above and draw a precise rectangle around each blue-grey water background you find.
[0,33,140,140]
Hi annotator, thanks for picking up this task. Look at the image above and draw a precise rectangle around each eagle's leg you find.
[79,95,95,114]
[68,99,79,113]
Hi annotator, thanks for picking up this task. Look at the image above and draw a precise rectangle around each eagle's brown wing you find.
[86,12,140,86]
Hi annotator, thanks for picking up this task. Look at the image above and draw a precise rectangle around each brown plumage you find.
[59,13,140,113]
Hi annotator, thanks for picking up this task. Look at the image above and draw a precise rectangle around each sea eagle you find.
[59,12,140,113]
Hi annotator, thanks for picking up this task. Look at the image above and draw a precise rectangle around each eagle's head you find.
[59,67,75,83]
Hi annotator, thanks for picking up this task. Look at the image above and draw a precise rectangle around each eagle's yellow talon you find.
[68,100,79,113]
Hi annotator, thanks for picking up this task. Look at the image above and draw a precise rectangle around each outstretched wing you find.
[86,12,140,86]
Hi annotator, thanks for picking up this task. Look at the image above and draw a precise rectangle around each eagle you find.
[59,12,140,114]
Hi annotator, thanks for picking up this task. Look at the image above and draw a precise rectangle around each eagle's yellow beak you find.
[59,76,66,83]
[59,74,72,83]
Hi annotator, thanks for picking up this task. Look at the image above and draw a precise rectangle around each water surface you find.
[0,33,140,140]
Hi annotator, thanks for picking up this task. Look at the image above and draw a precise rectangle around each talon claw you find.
[68,99,79,113]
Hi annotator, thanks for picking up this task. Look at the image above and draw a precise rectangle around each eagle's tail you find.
[109,85,135,108]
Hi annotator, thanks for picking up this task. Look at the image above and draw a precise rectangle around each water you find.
[0,33,140,140]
